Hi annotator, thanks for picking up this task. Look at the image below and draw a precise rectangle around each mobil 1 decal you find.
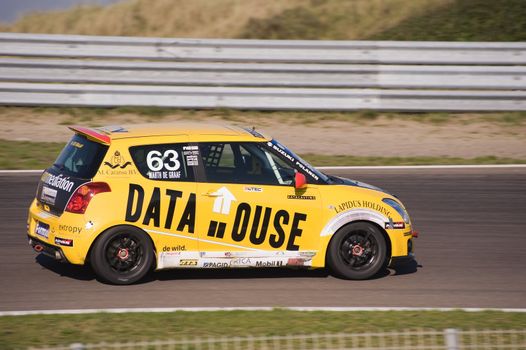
[125,184,196,233]
[207,187,307,251]
[146,149,182,180]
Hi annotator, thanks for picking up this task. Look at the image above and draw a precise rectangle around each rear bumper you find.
[27,199,92,264]
[28,235,69,263]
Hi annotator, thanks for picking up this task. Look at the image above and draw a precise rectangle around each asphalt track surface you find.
[1,168,525,311]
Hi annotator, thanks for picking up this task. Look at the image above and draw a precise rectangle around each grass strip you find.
[1,310,525,349]
[0,140,64,170]
[1,139,525,170]
[2,107,526,126]
[370,0,526,41]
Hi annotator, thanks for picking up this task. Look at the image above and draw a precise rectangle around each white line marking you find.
[0,169,43,173]
[1,164,526,174]
[1,307,526,316]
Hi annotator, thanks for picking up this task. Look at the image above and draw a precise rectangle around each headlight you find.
[382,198,410,224]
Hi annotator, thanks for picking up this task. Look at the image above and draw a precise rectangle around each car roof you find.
[69,122,270,144]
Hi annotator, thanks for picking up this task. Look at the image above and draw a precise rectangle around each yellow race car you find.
[27,123,417,284]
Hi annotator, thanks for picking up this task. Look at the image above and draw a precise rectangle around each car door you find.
[127,141,199,269]
[194,141,323,268]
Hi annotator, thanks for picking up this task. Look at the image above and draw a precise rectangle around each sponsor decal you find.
[334,200,391,217]
[267,141,319,181]
[104,151,132,169]
[41,173,75,193]
[41,186,57,205]
[146,149,182,179]
[54,237,73,247]
[125,184,196,234]
[99,151,137,176]
[183,145,199,166]
[126,184,308,252]
[35,222,50,239]
[70,141,84,149]
[287,195,316,200]
[179,259,197,266]
[162,245,186,252]
[98,168,137,176]
[158,251,316,270]
[211,187,237,215]
[58,224,82,234]
[255,260,284,267]
[85,221,94,230]
[230,257,252,266]
[203,262,229,268]
[385,222,405,229]
[287,258,306,266]
[147,170,182,180]
[162,251,181,256]
[207,203,307,251]
[299,251,316,258]
[186,155,199,166]
[244,186,263,193]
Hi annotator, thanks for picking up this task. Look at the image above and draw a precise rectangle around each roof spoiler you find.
[68,126,111,145]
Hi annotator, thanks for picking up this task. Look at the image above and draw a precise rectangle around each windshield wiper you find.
[323,173,344,184]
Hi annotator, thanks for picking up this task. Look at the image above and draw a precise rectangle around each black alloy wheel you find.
[90,226,154,285]
[327,222,387,280]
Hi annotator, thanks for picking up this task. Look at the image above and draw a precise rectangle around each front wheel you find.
[327,222,388,280]
[90,226,154,285]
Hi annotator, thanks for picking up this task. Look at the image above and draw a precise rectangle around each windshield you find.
[53,134,108,179]
[267,139,330,184]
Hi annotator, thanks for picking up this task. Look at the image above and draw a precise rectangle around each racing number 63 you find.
[146,150,180,171]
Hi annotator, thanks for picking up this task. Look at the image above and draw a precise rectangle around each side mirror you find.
[294,172,307,189]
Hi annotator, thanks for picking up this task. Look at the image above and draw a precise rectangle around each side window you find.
[130,144,196,181]
[199,142,295,185]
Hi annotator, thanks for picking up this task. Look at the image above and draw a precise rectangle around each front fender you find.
[320,209,388,237]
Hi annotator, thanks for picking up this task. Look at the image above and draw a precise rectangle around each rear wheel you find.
[327,222,387,280]
[90,226,154,285]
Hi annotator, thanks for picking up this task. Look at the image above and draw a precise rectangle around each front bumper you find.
[389,253,415,267]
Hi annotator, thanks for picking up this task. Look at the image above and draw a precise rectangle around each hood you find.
[332,176,391,195]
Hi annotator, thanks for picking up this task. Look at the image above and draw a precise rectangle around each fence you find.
[29,329,526,350]
[0,33,525,111]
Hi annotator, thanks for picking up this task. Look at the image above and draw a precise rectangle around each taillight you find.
[66,182,111,214]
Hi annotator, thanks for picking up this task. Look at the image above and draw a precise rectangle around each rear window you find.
[53,134,108,179]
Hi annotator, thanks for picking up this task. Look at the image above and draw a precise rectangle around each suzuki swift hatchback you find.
[27,123,416,284]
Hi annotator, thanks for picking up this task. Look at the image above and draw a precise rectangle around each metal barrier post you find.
[444,329,459,350]
[69,344,85,350]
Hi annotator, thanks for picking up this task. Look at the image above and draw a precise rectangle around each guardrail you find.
[0,33,525,111]
[29,329,526,350]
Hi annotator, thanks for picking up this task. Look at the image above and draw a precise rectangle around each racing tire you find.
[327,222,387,280]
[90,226,154,285]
